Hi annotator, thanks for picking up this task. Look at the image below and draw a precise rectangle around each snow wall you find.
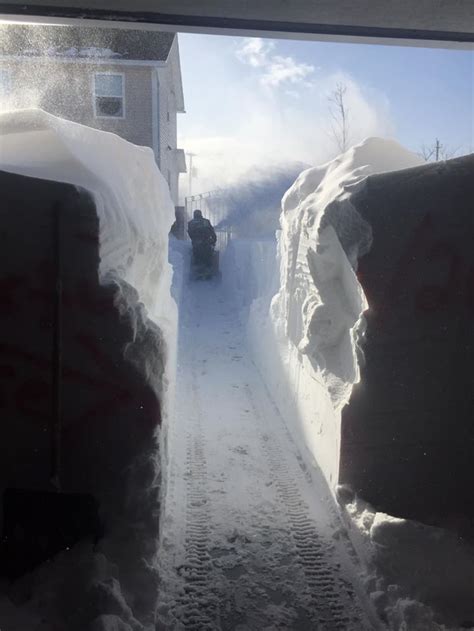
[341,153,474,527]
[225,138,424,493]
[226,139,474,530]
[0,109,176,628]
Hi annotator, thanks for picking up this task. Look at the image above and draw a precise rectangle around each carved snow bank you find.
[0,109,177,628]
[340,153,474,528]
[0,108,177,362]
[340,493,474,630]
[273,137,423,409]
[247,138,423,490]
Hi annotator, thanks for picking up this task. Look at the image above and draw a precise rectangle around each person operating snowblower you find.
[188,209,217,280]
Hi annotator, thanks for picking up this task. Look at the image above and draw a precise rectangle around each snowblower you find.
[190,244,220,281]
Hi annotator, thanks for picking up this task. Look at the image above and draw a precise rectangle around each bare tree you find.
[419,138,459,162]
[328,82,350,153]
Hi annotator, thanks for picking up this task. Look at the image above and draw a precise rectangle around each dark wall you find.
[0,170,161,535]
[340,155,474,529]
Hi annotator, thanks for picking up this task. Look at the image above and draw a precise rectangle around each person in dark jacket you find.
[187,209,217,274]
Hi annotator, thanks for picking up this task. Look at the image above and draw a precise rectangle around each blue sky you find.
[178,33,473,193]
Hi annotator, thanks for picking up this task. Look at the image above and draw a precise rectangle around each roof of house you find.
[0,24,176,61]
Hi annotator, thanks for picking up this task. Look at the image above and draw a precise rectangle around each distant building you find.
[0,25,186,205]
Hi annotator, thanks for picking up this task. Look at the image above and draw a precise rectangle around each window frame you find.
[93,71,126,120]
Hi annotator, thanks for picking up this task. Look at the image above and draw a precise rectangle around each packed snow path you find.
[157,277,376,630]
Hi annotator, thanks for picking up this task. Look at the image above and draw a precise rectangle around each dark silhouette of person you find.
[187,209,217,275]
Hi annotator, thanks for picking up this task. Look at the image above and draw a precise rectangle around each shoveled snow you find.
[340,494,474,630]
[0,108,177,629]
[157,256,379,629]
[0,108,177,408]
[220,138,473,631]
[232,138,424,494]
[2,117,469,631]
[273,137,423,408]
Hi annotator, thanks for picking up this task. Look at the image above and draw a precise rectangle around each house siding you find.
[0,60,154,149]
[157,63,179,204]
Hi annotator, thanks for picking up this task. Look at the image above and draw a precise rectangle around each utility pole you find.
[435,138,441,161]
[186,152,196,197]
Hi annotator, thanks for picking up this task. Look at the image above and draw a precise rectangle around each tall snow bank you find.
[245,138,423,490]
[273,137,423,408]
[340,494,474,630]
[0,109,177,629]
[0,108,177,373]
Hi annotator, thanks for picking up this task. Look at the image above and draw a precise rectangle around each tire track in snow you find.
[244,384,373,630]
[159,280,377,630]
[168,358,219,630]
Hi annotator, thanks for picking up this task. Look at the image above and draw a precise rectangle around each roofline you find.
[0,54,167,66]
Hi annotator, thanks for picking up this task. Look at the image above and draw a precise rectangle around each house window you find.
[0,69,11,97]
[94,73,124,118]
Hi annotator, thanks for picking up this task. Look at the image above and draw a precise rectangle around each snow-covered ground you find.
[157,254,380,629]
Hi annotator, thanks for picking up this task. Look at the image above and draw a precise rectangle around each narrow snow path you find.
[157,278,376,630]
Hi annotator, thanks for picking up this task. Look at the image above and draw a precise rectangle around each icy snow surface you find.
[157,258,379,629]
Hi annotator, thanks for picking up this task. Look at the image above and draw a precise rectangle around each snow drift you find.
[338,153,474,530]
[273,137,423,408]
[224,139,474,630]
[340,492,474,630]
[0,109,177,629]
[0,108,176,345]
[235,137,423,490]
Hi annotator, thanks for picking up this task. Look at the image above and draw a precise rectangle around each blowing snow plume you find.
[208,162,309,237]
[179,34,394,199]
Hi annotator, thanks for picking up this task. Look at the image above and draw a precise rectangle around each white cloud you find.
[236,37,315,90]
[235,37,274,68]
[261,55,314,88]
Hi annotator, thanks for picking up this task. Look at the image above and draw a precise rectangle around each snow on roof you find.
[0,24,176,62]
